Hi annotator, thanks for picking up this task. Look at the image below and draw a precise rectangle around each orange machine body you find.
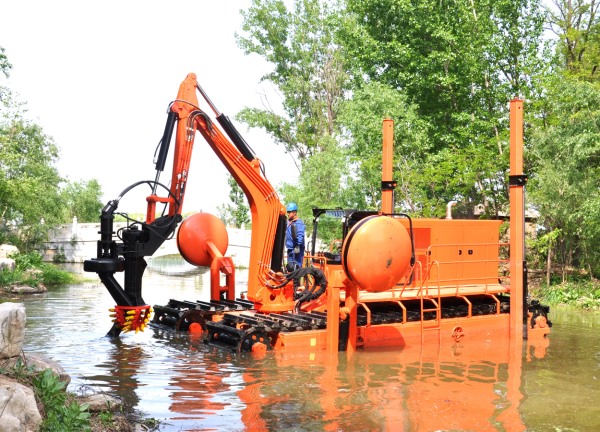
[111,74,551,354]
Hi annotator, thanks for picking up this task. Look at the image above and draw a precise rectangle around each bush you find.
[0,361,91,431]
[40,264,76,286]
[534,280,600,310]
[33,369,91,432]
[0,251,76,288]
[12,251,43,271]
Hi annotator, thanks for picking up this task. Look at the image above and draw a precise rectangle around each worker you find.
[285,202,305,267]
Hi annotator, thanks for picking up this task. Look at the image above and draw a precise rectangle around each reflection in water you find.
[87,338,147,407]
[147,255,210,277]
[17,264,600,431]
[228,341,527,432]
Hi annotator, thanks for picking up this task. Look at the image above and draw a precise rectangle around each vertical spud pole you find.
[509,99,525,339]
[381,119,395,214]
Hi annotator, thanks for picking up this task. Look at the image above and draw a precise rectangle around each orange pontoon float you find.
[84,74,551,354]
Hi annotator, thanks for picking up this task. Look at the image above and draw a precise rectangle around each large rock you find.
[0,303,26,359]
[5,284,48,294]
[2,353,71,386]
[0,244,18,271]
[0,258,15,271]
[0,244,18,259]
[0,375,42,432]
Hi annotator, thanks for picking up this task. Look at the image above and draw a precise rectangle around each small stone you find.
[78,393,123,412]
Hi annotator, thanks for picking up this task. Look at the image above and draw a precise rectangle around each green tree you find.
[217,175,251,228]
[0,53,65,250]
[237,0,348,167]
[547,0,600,80]
[0,47,9,73]
[337,81,431,213]
[0,45,12,102]
[60,179,103,223]
[529,77,600,280]
[0,107,64,249]
[342,0,547,216]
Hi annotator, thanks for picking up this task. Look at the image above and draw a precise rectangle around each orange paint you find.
[105,74,550,355]
[342,215,412,292]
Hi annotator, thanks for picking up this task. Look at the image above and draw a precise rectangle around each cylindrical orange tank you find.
[341,215,412,292]
[177,213,229,266]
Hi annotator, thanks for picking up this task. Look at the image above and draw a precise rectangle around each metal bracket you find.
[509,174,528,186]
[381,180,397,190]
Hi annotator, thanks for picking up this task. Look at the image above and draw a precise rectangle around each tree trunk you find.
[546,242,552,286]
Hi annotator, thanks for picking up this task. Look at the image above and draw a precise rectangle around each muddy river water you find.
[17,261,600,431]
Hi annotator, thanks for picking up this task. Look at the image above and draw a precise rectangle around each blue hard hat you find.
[286,202,298,212]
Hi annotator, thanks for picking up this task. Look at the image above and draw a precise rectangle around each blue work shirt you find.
[286,217,306,266]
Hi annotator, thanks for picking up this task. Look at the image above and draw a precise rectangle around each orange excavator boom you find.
[84,73,295,336]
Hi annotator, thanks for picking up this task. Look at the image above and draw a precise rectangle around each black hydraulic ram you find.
[195,81,255,161]
[152,109,178,195]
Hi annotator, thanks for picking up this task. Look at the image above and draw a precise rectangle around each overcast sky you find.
[1,0,297,214]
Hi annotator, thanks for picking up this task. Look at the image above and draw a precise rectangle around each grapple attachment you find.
[109,305,153,333]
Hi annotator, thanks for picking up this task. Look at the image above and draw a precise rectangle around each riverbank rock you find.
[79,393,123,412]
[0,244,18,271]
[0,302,25,359]
[0,303,44,431]
[1,352,71,385]
[4,283,48,294]
[0,374,42,432]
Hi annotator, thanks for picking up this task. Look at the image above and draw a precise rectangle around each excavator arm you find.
[169,73,291,311]
[84,73,293,336]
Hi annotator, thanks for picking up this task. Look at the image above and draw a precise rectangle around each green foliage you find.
[237,0,348,163]
[344,0,546,141]
[0,363,92,432]
[529,77,600,278]
[341,0,547,215]
[309,212,345,253]
[96,410,114,427]
[236,0,600,281]
[0,252,75,288]
[0,45,12,103]
[535,280,600,310]
[217,175,251,228]
[32,369,91,432]
[0,268,19,286]
[0,91,64,250]
[547,0,600,81]
[0,357,35,380]
[281,136,349,211]
[60,179,103,223]
[0,46,11,78]
[40,263,76,286]
[12,251,43,271]
[337,81,432,213]
[52,247,67,264]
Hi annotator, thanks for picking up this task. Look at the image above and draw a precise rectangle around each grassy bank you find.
[0,252,159,431]
[0,252,77,290]
[1,360,158,431]
[530,279,600,311]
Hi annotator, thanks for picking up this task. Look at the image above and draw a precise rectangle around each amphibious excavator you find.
[84,73,551,353]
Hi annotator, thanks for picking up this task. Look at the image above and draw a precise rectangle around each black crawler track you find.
[150,295,511,352]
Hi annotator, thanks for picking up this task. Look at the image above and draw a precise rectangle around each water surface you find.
[18,262,600,431]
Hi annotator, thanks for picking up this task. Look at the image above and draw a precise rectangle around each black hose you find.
[266,266,328,312]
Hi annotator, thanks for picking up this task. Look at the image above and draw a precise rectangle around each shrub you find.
[0,251,76,288]
[534,280,600,310]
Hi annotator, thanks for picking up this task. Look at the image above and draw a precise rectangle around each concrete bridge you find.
[42,219,252,268]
